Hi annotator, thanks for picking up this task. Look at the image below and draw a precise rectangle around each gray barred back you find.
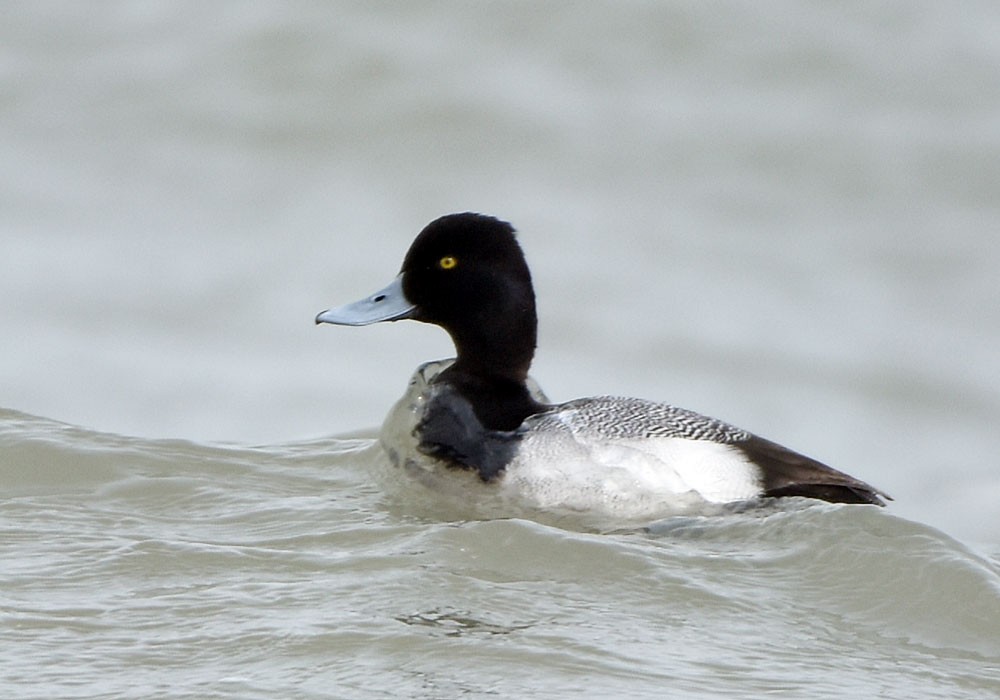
[526,396,753,443]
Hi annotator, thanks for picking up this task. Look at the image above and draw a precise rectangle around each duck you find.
[316,212,888,521]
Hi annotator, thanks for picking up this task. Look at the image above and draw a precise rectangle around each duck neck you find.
[437,307,543,431]
[436,364,545,432]
[450,338,534,384]
[449,298,536,379]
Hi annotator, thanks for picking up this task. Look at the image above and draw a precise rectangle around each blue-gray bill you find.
[315,274,416,326]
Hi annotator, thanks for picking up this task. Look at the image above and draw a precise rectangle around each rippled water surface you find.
[3,2,1000,697]
[3,408,999,698]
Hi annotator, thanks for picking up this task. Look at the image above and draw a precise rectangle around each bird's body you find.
[316,213,888,522]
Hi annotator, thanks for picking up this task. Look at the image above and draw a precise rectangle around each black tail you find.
[736,434,890,506]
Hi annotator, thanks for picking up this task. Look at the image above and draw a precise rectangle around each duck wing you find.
[539,396,889,506]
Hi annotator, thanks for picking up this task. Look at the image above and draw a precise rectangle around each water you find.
[3,407,999,698]
[3,2,1000,697]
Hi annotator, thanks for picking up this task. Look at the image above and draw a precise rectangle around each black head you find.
[315,212,544,430]
[398,213,538,381]
[316,211,541,393]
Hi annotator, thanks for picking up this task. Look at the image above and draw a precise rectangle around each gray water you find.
[3,2,1000,698]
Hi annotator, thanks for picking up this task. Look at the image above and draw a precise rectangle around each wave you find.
[4,405,998,669]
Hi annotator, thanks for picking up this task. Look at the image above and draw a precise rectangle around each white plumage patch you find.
[601,438,763,503]
[503,429,763,518]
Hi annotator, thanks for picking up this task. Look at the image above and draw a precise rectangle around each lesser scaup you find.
[316,213,888,519]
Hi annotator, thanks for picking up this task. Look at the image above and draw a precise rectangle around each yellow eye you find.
[438,256,458,270]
